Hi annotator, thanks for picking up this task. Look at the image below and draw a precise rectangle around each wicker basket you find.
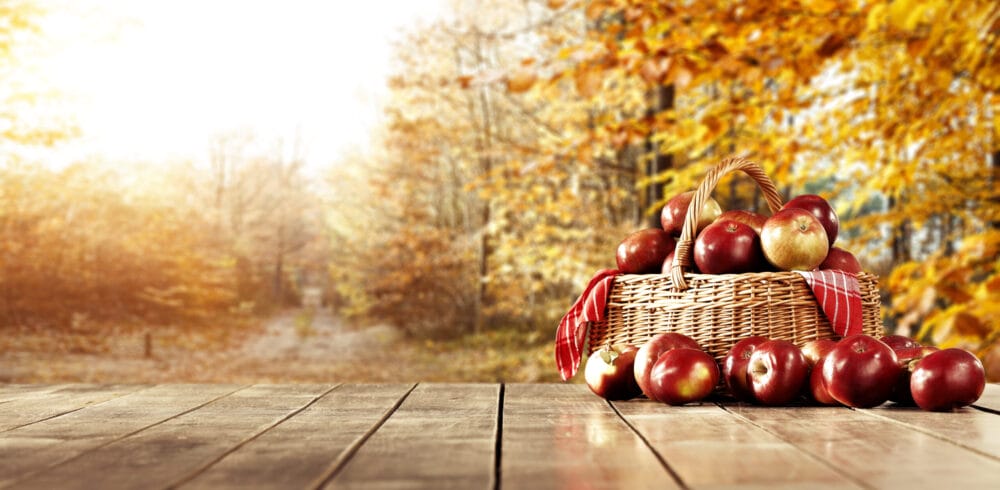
[588,157,883,364]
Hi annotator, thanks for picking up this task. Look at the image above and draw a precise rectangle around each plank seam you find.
[715,403,874,490]
[854,407,1000,462]
[608,400,689,490]
[164,383,344,489]
[0,384,252,490]
[0,384,151,434]
[307,382,418,490]
[492,383,504,490]
[971,404,1000,416]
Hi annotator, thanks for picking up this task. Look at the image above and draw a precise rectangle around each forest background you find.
[1,0,998,382]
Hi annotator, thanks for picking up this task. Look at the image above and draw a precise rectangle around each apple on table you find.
[910,348,986,411]
[634,332,701,400]
[585,345,642,401]
[723,336,769,403]
[821,334,900,408]
[648,347,719,406]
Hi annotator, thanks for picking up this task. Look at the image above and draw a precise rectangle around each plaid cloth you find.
[795,269,864,337]
[554,269,619,381]
[554,268,864,381]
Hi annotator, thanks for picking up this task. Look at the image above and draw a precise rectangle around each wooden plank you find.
[320,383,498,490]
[615,399,863,489]
[501,383,678,490]
[860,403,1000,460]
[0,384,244,487]
[11,384,334,490]
[728,404,1000,489]
[0,384,70,403]
[972,383,1000,413]
[0,384,142,432]
[176,384,414,490]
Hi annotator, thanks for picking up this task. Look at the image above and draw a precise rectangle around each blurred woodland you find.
[2,0,999,380]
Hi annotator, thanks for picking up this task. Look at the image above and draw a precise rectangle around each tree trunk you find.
[645,84,674,227]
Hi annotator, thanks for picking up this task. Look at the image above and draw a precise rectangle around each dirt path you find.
[239,309,401,364]
[0,309,407,383]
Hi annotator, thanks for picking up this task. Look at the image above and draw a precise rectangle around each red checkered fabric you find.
[796,270,864,337]
[554,269,619,381]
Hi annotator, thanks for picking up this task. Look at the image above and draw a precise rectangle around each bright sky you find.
[33,0,446,172]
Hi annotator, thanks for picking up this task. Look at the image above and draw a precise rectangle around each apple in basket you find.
[781,194,839,246]
[746,339,810,405]
[694,219,766,274]
[910,348,986,411]
[715,209,767,235]
[819,247,863,274]
[723,336,769,402]
[585,345,643,401]
[821,334,900,408]
[760,208,829,271]
[616,228,676,274]
[634,332,701,400]
[660,190,722,237]
[648,348,719,405]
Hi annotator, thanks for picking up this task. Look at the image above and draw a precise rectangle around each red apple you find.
[821,334,900,408]
[760,208,830,271]
[660,190,722,237]
[889,345,939,405]
[910,348,986,411]
[723,336,769,402]
[616,228,677,274]
[585,345,642,400]
[819,247,863,274]
[715,209,767,235]
[880,334,921,351]
[747,339,810,405]
[800,338,837,367]
[648,348,720,406]
[634,332,701,400]
[809,357,840,405]
[660,249,700,274]
[693,219,765,274]
[782,194,839,246]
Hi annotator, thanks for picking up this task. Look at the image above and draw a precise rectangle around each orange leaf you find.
[640,56,671,85]
[506,69,537,93]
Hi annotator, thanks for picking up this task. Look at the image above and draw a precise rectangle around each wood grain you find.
[10,384,333,490]
[861,402,1000,460]
[501,383,677,490]
[321,383,498,490]
[972,383,1000,413]
[178,384,414,490]
[728,403,1000,489]
[0,384,142,432]
[616,399,863,489]
[0,384,244,488]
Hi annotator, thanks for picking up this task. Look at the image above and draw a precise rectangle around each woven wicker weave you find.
[588,157,883,363]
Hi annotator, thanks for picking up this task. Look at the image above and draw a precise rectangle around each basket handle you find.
[670,157,785,290]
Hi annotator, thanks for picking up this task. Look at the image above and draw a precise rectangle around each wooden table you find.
[1,383,998,489]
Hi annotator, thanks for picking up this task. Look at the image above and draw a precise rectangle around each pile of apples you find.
[585,332,987,412]
[616,190,863,275]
